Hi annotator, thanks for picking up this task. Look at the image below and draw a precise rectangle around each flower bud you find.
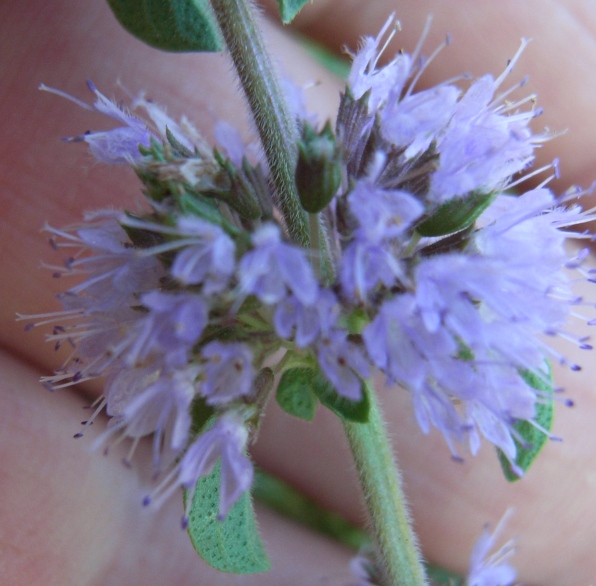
[296,121,343,214]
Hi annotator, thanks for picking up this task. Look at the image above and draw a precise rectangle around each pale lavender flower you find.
[347,179,424,242]
[273,294,322,347]
[200,341,255,404]
[47,216,164,312]
[317,330,369,401]
[467,514,517,586]
[363,290,536,462]
[96,366,199,469]
[144,412,253,525]
[40,81,154,163]
[340,178,422,301]
[170,216,236,294]
[22,217,164,390]
[430,40,543,200]
[347,14,412,112]
[274,289,340,347]
[125,291,208,369]
[340,238,403,302]
[238,224,318,305]
[381,84,460,159]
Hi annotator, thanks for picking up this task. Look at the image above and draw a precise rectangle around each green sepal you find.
[106,0,223,52]
[497,363,555,482]
[296,121,342,214]
[312,370,369,423]
[205,150,263,220]
[416,191,495,237]
[185,462,270,574]
[275,0,310,23]
[276,367,319,421]
[178,191,228,226]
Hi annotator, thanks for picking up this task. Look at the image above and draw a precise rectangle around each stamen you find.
[405,32,451,98]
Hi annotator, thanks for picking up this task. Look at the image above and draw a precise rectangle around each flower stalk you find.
[208,0,309,246]
[344,381,428,586]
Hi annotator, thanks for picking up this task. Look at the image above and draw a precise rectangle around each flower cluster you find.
[26,15,595,528]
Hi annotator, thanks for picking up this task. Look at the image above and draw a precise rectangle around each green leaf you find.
[276,367,318,421]
[300,37,351,80]
[312,370,369,423]
[106,0,223,52]
[186,462,271,574]
[416,191,495,237]
[497,363,555,482]
[275,0,310,23]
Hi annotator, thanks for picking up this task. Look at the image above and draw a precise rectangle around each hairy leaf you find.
[312,370,369,422]
[106,0,223,52]
[186,462,270,573]
[275,0,310,23]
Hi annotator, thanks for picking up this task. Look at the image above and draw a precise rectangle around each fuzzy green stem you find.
[209,0,309,246]
[343,382,427,586]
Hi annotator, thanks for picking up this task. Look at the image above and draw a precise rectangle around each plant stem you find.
[209,0,309,246]
[343,381,428,586]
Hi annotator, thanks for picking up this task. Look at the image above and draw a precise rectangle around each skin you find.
[1,0,596,584]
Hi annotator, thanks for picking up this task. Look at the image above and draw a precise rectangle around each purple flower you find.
[96,366,198,470]
[274,289,340,347]
[347,14,412,113]
[340,179,423,301]
[200,341,255,404]
[125,291,208,369]
[170,217,236,294]
[340,239,403,302]
[468,514,517,586]
[40,81,154,163]
[430,40,543,200]
[273,294,322,347]
[25,217,164,390]
[347,179,424,242]
[48,216,164,312]
[381,84,460,159]
[238,224,318,305]
[144,412,253,524]
[317,329,370,401]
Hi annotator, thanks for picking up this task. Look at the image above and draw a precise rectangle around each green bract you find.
[416,191,496,237]
[296,121,343,214]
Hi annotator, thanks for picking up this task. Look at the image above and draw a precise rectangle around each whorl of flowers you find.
[24,15,595,525]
